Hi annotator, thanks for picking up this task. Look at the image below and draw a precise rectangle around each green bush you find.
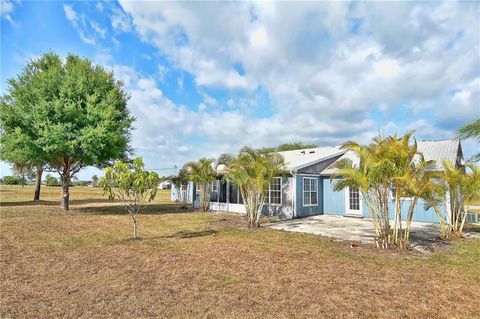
[45,174,59,186]
[2,176,22,185]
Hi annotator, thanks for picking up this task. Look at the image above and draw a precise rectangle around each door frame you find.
[344,186,362,217]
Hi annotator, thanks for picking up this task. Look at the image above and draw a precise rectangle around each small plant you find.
[100,157,159,239]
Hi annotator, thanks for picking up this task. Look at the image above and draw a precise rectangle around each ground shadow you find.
[0,198,113,207]
[162,229,217,239]
[77,203,193,216]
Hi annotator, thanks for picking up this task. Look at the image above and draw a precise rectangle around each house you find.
[158,180,172,189]
[171,139,465,223]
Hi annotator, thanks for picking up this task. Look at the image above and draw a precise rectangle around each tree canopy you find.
[100,157,159,239]
[0,52,134,211]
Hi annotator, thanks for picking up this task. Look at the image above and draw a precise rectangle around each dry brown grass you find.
[1,185,479,318]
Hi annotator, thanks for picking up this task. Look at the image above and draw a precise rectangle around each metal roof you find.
[277,146,346,171]
[416,139,462,170]
[321,139,462,175]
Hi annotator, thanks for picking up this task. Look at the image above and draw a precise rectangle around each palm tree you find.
[399,156,439,243]
[443,161,480,235]
[420,161,480,238]
[225,147,285,228]
[187,158,216,212]
[334,132,438,248]
[457,119,480,161]
[332,137,394,248]
[457,119,480,142]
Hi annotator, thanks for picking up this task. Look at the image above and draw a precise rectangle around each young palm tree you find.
[443,161,480,235]
[225,147,285,228]
[334,132,438,248]
[333,137,394,248]
[399,156,438,244]
[187,158,216,212]
[420,161,480,238]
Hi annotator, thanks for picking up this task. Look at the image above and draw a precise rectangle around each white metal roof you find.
[416,140,461,170]
[277,146,346,171]
[321,139,462,175]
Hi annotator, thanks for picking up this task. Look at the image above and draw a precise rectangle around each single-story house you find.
[171,139,466,223]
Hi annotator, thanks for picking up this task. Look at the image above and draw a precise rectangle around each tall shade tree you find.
[225,147,285,227]
[186,158,216,212]
[0,52,133,212]
[0,53,55,199]
[100,157,159,239]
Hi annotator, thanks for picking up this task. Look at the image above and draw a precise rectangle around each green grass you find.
[1,185,480,318]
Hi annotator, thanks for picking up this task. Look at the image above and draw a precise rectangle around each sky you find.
[1,0,479,180]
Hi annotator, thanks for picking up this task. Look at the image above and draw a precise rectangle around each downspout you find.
[291,169,296,219]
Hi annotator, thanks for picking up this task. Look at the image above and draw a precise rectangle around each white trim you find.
[291,151,347,172]
[345,186,362,216]
[211,179,218,192]
[268,177,282,206]
[302,177,319,207]
[293,174,297,217]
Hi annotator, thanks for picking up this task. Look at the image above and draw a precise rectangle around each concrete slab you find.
[265,215,448,252]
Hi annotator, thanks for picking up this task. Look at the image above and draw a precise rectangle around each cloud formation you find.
[62,1,479,172]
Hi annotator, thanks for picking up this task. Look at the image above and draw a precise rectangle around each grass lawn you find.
[1,185,479,318]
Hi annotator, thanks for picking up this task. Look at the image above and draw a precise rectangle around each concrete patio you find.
[265,215,447,252]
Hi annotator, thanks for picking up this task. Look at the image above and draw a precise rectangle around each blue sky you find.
[1,0,479,180]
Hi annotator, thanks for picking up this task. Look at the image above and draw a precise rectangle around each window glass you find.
[303,177,318,206]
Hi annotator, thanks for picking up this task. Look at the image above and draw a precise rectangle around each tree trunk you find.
[133,216,138,239]
[34,166,43,201]
[60,174,70,212]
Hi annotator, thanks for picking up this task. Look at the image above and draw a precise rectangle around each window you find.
[268,177,282,205]
[211,180,218,192]
[210,180,219,202]
[229,183,240,204]
[349,187,360,210]
[303,177,318,207]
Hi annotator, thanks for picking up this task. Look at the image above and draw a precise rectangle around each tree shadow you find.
[0,198,113,207]
[162,229,217,239]
[76,203,193,216]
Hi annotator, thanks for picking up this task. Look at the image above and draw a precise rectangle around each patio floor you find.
[265,215,444,252]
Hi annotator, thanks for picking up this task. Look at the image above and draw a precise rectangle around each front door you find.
[345,187,362,216]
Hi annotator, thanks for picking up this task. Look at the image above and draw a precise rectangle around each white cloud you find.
[63,4,76,21]
[90,21,107,38]
[249,26,268,47]
[1,0,20,25]
[111,7,131,33]
[112,1,479,164]
[63,4,96,45]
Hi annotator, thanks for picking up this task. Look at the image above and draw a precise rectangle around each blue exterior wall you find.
[322,177,345,216]
[171,181,195,203]
[295,175,323,217]
[386,200,445,223]
[321,176,446,223]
